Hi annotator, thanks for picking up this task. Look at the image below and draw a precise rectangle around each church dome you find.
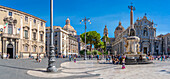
[114,21,125,37]
[115,21,125,31]
[63,18,76,32]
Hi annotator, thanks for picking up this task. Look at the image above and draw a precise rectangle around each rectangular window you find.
[55,41,57,45]
[33,32,36,40]
[24,46,28,51]
[33,47,36,52]
[25,30,28,39]
[40,47,43,52]
[41,22,43,26]
[9,12,12,16]
[8,24,13,34]
[34,19,36,24]
[25,16,28,22]
[40,34,43,42]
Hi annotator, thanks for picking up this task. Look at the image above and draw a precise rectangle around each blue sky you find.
[0,0,169,37]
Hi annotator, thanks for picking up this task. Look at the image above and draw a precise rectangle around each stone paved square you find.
[1,58,169,79]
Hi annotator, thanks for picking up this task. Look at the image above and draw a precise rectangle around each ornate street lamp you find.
[47,0,57,72]
[80,17,91,60]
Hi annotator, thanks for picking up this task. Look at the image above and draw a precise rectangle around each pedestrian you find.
[89,55,91,60]
[122,57,126,69]
[139,55,143,61]
[39,56,42,62]
[0,52,1,59]
[36,53,39,62]
[106,55,108,62]
[119,55,122,64]
[74,54,76,63]
[97,54,99,63]
[161,55,163,61]
[6,53,8,59]
[16,54,18,59]
[112,55,114,64]
[91,55,93,60]
[69,54,71,61]
[6,53,10,59]
[163,55,166,61]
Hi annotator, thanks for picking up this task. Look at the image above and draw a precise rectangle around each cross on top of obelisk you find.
[128,2,135,11]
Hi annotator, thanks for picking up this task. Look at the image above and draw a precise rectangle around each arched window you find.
[8,24,13,34]
[143,27,148,36]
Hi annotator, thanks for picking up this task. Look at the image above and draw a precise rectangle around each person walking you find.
[112,55,114,64]
[74,54,76,63]
[97,54,99,63]
[122,57,126,69]
[161,55,163,61]
[69,54,71,61]
[89,55,91,60]
[91,55,93,60]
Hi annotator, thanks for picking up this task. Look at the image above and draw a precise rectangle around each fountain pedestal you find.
[124,35,152,65]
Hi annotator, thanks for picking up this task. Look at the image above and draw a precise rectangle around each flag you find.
[18,26,21,31]
[4,23,8,29]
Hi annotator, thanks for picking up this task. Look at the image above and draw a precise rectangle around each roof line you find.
[0,5,46,23]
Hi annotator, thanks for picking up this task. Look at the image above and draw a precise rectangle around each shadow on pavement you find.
[0,64,47,72]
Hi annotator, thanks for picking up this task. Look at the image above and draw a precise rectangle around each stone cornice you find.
[0,5,46,23]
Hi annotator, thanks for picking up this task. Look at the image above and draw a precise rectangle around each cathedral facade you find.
[112,15,160,55]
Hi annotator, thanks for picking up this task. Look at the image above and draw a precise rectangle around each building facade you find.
[112,15,158,55]
[74,35,86,54]
[156,33,170,55]
[0,6,46,59]
[46,18,79,56]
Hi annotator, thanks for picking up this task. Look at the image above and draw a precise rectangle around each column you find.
[59,32,62,54]
[20,16,23,39]
[3,38,7,59]
[37,21,40,42]
[16,40,19,57]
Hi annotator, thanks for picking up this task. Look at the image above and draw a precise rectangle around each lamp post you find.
[80,17,91,60]
[162,36,164,55]
[47,0,57,72]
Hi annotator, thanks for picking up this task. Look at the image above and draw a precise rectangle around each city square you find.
[0,0,170,79]
[0,58,170,79]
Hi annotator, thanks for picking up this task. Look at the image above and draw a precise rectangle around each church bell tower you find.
[103,25,108,37]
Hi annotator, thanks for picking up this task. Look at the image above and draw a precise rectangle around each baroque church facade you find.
[112,15,157,55]
[102,4,167,55]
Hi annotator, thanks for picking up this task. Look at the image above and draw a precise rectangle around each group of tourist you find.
[69,54,77,63]
[96,54,126,69]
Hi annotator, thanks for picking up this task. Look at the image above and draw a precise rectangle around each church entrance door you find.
[144,47,147,54]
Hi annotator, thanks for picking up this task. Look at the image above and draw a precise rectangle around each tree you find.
[94,41,105,50]
[98,51,102,55]
[80,31,101,51]
[80,50,91,55]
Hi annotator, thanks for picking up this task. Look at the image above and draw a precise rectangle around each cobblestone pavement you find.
[0,58,83,79]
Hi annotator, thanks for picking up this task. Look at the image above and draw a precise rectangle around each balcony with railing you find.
[1,33,20,39]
